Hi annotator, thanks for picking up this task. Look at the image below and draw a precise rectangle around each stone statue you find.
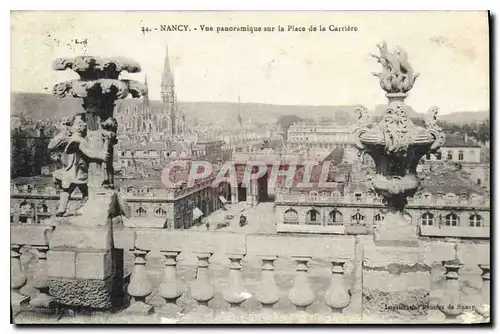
[48,114,109,217]
[100,117,118,188]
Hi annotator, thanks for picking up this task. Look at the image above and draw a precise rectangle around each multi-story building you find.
[10,155,231,229]
[422,133,490,188]
[274,162,490,236]
[286,122,359,164]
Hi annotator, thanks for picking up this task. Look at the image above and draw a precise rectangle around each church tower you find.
[161,42,176,136]
[143,73,149,106]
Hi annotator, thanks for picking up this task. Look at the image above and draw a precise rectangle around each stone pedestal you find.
[362,241,432,320]
[46,191,124,312]
[374,212,419,246]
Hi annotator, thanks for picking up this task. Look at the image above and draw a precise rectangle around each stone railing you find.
[121,230,360,321]
[11,224,490,323]
[11,224,55,313]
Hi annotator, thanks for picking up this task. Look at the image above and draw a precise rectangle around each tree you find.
[475,119,490,144]
[276,115,303,140]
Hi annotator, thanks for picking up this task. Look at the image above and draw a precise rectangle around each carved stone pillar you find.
[231,186,238,204]
[158,251,184,318]
[11,244,30,309]
[324,259,351,314]
[438,260,463,320]
[125,248,153,315]
[223,254,246,309]
[246,183,252,207]
[256,256,280,310]
[288,256,315,312]
[252,181,259,207]
[190,252,215,315]
[475,264,490,320]
[29,246,54,309]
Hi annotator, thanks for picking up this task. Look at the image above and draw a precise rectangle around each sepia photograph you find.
[9,10,491,325]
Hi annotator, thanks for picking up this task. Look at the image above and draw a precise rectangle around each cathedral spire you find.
[161,42,174,99]
[160,41,177,136]
[143,72,149,105]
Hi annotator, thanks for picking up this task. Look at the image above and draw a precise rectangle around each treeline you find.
[11,118,59,178]
[411,118,491,144]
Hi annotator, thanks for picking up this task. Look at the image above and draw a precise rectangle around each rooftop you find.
[417,163,486,195]
[118,140,168,151]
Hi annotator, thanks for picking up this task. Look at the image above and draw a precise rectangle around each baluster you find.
[29,246,54,309]
[11,244,30,309]
[223,254,247,311]
[256,256,280,310]
[190,252,214,316]
[158,250,184,318]
[125,248,153,315]
[289,256,315,313]
[324,259,351,314]
[475,264,490,320]
[438,259,463,320]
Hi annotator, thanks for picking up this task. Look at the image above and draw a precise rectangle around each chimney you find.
[464,133,468,143]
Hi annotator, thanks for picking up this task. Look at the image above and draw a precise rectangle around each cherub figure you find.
[48,114,108,217]
[100,117,118,188]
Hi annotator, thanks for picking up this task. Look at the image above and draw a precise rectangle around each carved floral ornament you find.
[371,41,419,94]
[53,79,147,99]
[53,56,141,77]
[52,56,147,99]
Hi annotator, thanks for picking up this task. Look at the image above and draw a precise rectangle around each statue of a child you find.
[48,114,108,217]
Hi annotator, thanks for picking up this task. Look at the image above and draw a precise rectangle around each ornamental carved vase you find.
[354,42,445,243]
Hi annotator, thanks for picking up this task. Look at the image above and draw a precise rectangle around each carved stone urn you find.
[52,56,147,191]
[354,42,445,243]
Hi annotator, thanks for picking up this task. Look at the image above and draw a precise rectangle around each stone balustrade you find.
[11,224,55,315]
[11,224,490,323]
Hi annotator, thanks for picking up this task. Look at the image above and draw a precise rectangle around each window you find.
[327,210,343,225]
[447,151,453,160]
[20,202,33,216]
[469,214,482,227]
[426,153,431,160]
[421,212,434,226]
[352,212,364,224]
[436,152,442,160]
[135,206,147,217]
[284,209,299,224]
[374,213,384,223]
[445,213,459,227]
[355,193,362,201]
[38,203,49,213]
[155,206,167,217]
[458,151,464,161]
[477,179,482,185]
[306,209,320,224]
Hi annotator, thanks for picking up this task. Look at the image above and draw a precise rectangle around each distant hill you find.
[11,92,489,126]
[439,111,490,124]
[10,92,361,126]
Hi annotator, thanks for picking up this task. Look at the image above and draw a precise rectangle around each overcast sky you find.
[11,11,489,115]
